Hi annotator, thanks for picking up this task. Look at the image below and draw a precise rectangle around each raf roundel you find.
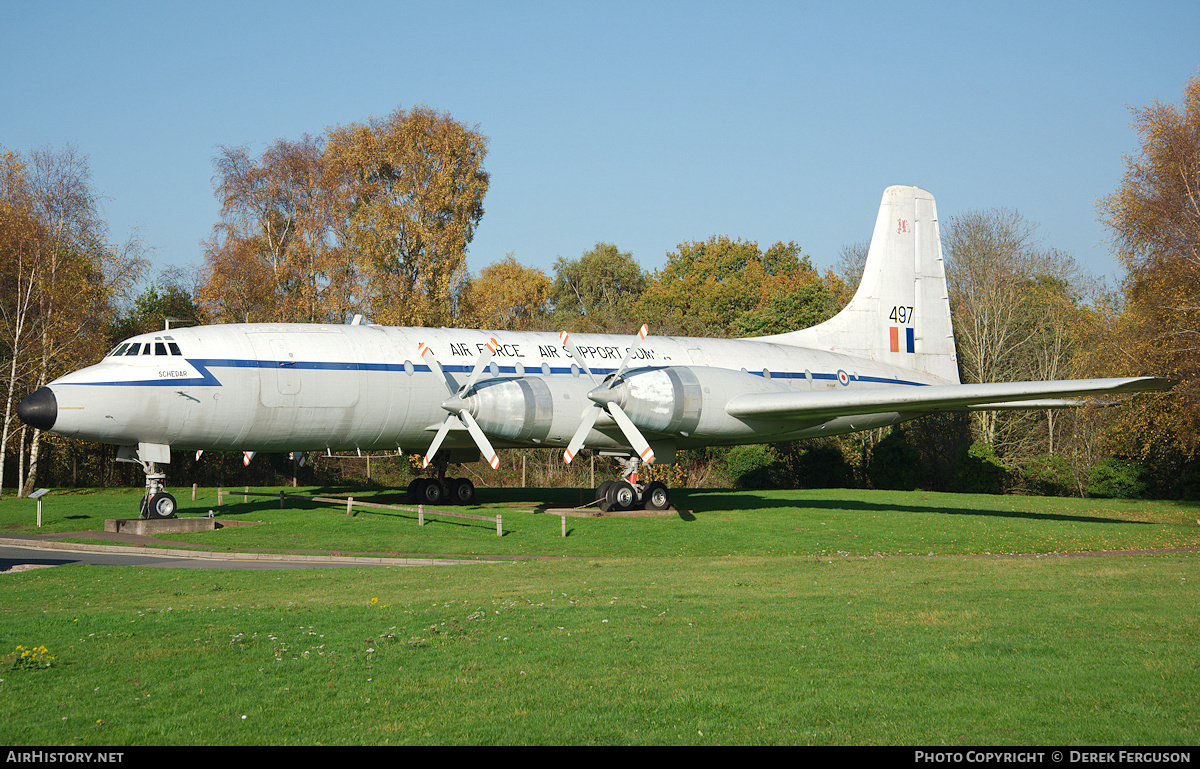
[837,370,851,386]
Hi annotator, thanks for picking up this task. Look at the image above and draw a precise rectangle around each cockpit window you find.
[111,338,183,358]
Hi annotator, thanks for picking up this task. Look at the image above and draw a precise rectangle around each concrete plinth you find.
[104,517,219,535]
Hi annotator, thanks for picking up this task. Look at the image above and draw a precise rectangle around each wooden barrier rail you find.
[215,487,503,536]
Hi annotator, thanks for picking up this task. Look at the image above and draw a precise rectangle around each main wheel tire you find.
[595,480,614,502]
[407,478,422,501]
[644,481,670,510]
[607,481,636,511]
[147,492,177,519]
[449,477,477,505]
[415,478,443,505]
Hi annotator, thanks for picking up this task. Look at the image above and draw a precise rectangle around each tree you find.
[1100,73,1200,461]
[549,242,647,333]
[730,279,837,337]
[197,232,277,323]
[201,135,354,324]
[834,240,870,299]
[636,237,825,337]
[110,279,203,341]
[1020,267,1086,455]
[0,144,144,497]
[459,254,552,330]
[944,209,1044,446]
[325,106,489,327]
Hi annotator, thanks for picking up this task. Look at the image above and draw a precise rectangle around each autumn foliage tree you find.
[201,135,353,324]
[0,144,144,496]
[199,106,488,328]
[636,237,833,338]
[1100,73,1200,463]
[549,243,648,333]
[459,253,552,330]
[325,106,489,327]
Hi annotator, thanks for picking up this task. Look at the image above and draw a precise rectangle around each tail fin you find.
[759,185,960,384]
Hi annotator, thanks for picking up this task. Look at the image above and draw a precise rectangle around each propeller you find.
[560,325,655,465]
[419,338,502,470]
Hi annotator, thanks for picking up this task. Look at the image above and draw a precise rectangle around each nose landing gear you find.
[116,444,178,519]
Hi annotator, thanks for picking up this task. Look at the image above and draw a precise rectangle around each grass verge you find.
[1,487,1198,745]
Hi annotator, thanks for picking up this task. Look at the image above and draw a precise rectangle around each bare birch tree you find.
[0,144,144,497]
[943,209,1053,450]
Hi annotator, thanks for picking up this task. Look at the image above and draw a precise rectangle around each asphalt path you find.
[0,543,406,570]
[0,533,502,572]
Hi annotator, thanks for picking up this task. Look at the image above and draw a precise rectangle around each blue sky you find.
[4,1,1199,289]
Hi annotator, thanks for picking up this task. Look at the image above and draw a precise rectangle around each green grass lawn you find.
[1,486,1198,745]
[3,485,1198,558]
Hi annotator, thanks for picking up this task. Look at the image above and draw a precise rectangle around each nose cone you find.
[17,387,57,431]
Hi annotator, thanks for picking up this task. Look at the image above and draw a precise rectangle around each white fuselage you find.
[44,322,941,457]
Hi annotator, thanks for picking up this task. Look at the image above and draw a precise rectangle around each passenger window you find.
[124,343,141,356]
[155,343,167,356]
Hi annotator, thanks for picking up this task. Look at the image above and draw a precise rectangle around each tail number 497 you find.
[890,306,914,324]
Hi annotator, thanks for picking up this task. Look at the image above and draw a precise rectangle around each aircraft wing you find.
[723,377,1172,421]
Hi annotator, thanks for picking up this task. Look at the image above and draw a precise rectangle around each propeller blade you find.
[423,417,454,468]
[558,330,599,384]
[563,403,602,464]
[611,323,649,386]
[418,342,459,394]
[461,337,499,394]
[607,402,655,464]
[460,411,501,470]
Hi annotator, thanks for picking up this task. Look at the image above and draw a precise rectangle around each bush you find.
[1171,461,1200,500]
[951,443,1011,495]
[1022,454,1075,497]
[868,429,924,491]
[1086,458,1148,499]
[902,412,974,491]
[725,445,778,489]
[794,445,856,489]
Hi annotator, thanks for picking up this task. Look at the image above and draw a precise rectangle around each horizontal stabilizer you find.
[724,377,1172,421]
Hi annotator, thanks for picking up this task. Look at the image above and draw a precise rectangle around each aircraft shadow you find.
[679,491,1150,526]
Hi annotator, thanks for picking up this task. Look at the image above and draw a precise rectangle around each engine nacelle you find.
[461,376,596,445]
[462,376,554,443]
[604,365,792,438]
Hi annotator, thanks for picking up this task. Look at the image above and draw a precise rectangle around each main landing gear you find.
[594,456,671,513]
[407,456,478,506]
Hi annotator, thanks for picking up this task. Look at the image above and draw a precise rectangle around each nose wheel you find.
[142,490,178,519]
[126,457,178,519]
